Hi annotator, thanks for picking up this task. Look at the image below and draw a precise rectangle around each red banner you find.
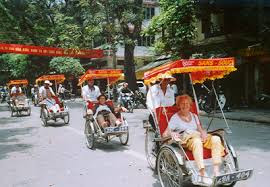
[0,43,104,58]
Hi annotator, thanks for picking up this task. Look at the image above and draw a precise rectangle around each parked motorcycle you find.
[257,93,270,108]
[198,82,229,113]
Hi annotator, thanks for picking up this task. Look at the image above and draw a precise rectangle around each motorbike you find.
[1,91,8,103]
[133,90,147,108]
[198,82,229,113]
[119,92,134,113]
[32,93,39,106]
[257,93,270,108]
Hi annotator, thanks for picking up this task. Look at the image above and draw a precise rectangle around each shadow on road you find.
[0,117,21,125]
[0,127,36,160]
[94,140,129,153]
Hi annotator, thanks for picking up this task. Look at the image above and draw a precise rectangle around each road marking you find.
[65,126,147,162]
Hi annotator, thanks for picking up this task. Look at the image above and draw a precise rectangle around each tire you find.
[41,109,48,127]
[11,109,14,117]
[220,146,239,187]
[145,128,157,170]
[119,130,129,145]
[63,112,70,125]
[128,102,134,113]
[157,147,184,187]
[27,107,31,116]
[85,120,95,149]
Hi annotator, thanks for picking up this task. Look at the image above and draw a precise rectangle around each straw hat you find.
[44,80,52,86]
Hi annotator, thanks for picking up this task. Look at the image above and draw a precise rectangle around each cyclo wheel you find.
[84,120,95,149]
[221,145,239,187]
[119,130,129,145]
[145,128,157,170]
[128,101,134,113]
[41,109,48,127]
[157,147,183,187]
[27,107,31,116]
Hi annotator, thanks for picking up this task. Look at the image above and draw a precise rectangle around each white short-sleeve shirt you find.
[11,86,22,94]
[146,84,175,110]
[82,85,101,101]
[169,112,199,134]
[39,86,55,99]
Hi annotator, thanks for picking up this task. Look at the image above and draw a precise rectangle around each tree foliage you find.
[145,0,197,58]
[49,57,84,77]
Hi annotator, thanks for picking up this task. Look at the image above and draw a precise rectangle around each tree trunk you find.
[124,43,137,91]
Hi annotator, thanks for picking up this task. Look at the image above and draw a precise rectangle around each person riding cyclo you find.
[92,94,127,130]
[167,94,225,185]
[10,84,26,107]
[146,74,176,130]
[39,80,60,113]
[82,79,101,102]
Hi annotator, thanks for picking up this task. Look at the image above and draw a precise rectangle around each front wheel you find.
[157,147,184,187]
[85,120,95,149]
[128,101,134,113]
[41,109,48,127]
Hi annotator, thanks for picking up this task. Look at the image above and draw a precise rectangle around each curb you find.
[201,114,270,124]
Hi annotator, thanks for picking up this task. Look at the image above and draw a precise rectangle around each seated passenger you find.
[44,91,60,113]
[168,94,225,183]
[93,94,125,129]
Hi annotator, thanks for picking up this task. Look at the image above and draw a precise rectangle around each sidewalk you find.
[200,108,270,124]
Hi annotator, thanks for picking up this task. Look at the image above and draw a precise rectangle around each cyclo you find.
[8,79,31,117]
[78,69,129,149]
[143,57,253,186]
[36,74,70,126]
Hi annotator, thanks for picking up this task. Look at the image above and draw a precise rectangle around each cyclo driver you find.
[10,84,24,106]
[39,80,60,114]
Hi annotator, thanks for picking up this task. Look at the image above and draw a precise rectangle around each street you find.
[0,100,269,187]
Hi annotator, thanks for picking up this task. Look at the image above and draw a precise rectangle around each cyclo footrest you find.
[104,126,128,134]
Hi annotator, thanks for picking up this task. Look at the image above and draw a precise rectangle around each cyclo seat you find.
[45,96,64,113]
[155,103,220,160]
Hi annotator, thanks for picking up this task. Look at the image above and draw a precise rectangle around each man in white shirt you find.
[39,80,55,101]
[146,77,175,110]
[146,75,176,130]
[81,79,101,102]
[10,85,22,96]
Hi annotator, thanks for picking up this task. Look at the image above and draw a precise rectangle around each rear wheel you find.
[119,131,129,145]
[63,113,70,125]
[85,120,95,149]
[27,107,31,116]
[145,128,157,170]
[157,147,183,187]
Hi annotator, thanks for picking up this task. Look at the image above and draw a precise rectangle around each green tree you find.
[79,0,144,90]
[49,57,84,77]
[145,0,197,58]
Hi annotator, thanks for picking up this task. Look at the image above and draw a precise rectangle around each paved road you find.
[0,100,269,187]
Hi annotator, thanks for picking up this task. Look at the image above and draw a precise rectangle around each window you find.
[137,35,155,46]
[117,60,124,65]
[144,7,155,20]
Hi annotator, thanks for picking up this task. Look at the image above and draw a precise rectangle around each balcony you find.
[204,24,225,38]
[143,0,159,6]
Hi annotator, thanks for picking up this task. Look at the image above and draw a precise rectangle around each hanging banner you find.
[0,43,104,58]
